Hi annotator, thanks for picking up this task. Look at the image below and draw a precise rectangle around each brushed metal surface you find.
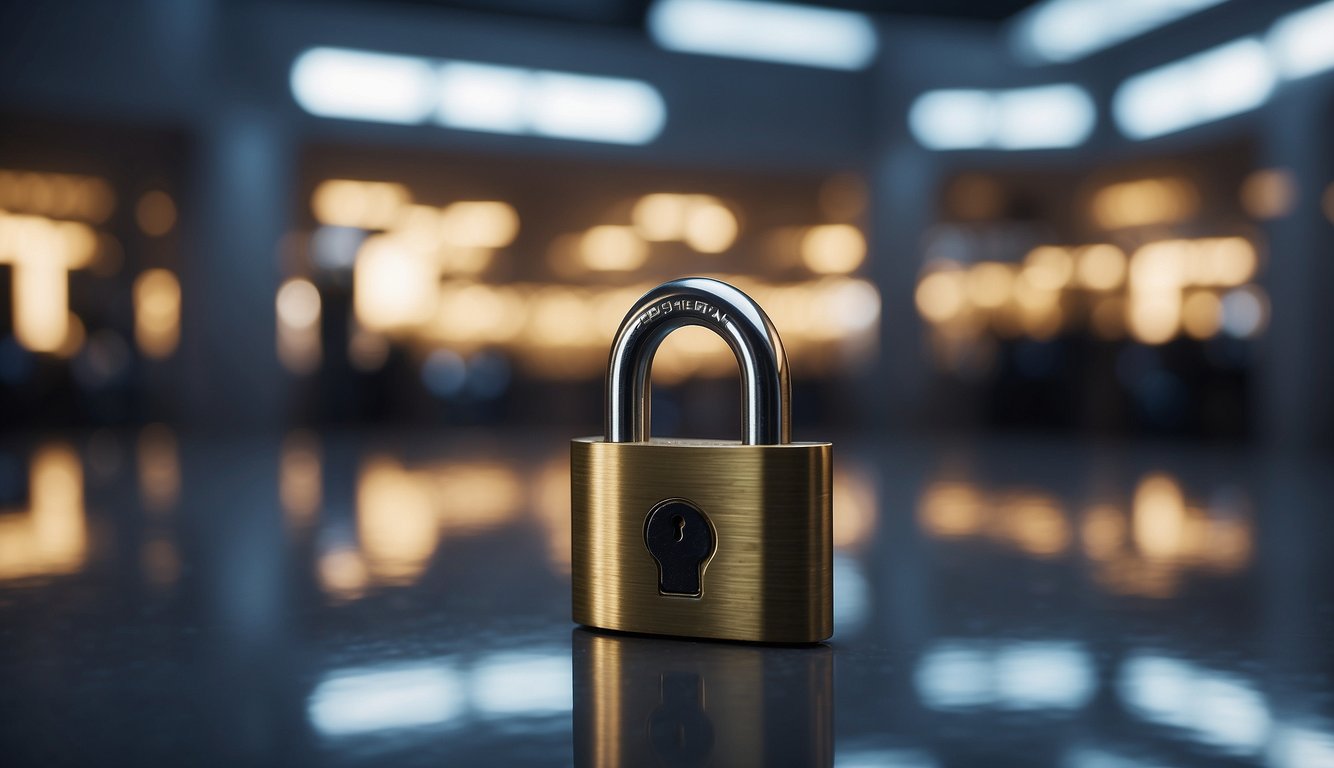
[571,437,832,643]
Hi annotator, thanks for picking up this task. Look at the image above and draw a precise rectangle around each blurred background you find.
[1,2,1333,765]
[1,0,1329,446]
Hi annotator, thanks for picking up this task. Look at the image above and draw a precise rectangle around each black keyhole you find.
[645,499,715,597]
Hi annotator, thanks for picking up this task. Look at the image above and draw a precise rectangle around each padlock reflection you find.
[573,629,833,767]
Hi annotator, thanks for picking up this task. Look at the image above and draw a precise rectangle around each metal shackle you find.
[605,277,791,445]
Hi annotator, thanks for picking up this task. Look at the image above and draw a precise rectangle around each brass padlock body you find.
[572,437,832,643]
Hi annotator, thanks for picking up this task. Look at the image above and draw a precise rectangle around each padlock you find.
[571,276,832,643]
[572,628,835,766]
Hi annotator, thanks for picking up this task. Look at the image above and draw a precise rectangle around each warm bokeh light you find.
[648,323,729,384]
[833,465,878,550]
[629,193,736,253]
[1091,177,1198,229]
[354,235,438,330]
[1075,245,1127,291]
[431,461,524,532]
[439,201,519,249]
[60,220,99,269]
[0,169,115,222]
[1126,293,1180,345]
[1011,271,1062,340]
[1128,241,1188,292]
[281,430,322,528]
[138,423,180,515]
[530,457,572,574]
[682,196,738,253]
[135,190,177,236]
[340,456,527,590]
[1081,504,1126,561]
[357,458,440,584]
[915,268,967,324]
[53,313,86,359]
[1324,183,1334,224]
[1193,237,1257,287]
[349,271,873,380]
[916,235,1262,351]
[1239,168,1296,220]
[801,224,865,274]
[1081,473,1256,598]
[995,493,1070,558]
[0,444,87,581]
[579,225,648,271]
[918,482,986,538]
[0,212,101,271]
[632,193,689,241]
[277,278,321,330]
[277,278,323,374]
[0,213,99,353]
[428,282,528,347]
[133,269,182,359]
[12,254,69,353]
[1022,246,1075,291]
[311,179,410,229]
[966,262,1014,310]
[1181,290,1223,340]
[918,472,1252,598]
[1126,242,1185,345]
[920,482,1070,557]
[319,546,370,601]
[1133,473,1186,560]
[304,176,876,384]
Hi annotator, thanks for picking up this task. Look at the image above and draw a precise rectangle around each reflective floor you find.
[0,428,1331,766]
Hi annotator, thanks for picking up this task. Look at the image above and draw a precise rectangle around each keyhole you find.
[645,499,715,597]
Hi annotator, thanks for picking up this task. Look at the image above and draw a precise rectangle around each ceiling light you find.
[1113,37,1274,139]
[1268,0,1334,80]
[1011,0,1228,64]
[291,47,666,145]
[909,85,1094,151]
[527,72,666,145]
[648,0,877,71]
[436,62,528,134]
[291,48,436,124]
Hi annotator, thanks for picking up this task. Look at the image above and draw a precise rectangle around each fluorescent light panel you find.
[1268,0,1334,80]
[1113,37,1274,139]
[1011,0,1229,64]
[528,72,667,145]
[291,47,666,145]
[648,0,877,71]
[909,85,1095,151]
[291,48,437,124]
[436,62,529,134]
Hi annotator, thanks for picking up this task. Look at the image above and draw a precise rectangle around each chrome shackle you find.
[604,277,791,445]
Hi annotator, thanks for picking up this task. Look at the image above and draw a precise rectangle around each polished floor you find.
[0,428,1331,766]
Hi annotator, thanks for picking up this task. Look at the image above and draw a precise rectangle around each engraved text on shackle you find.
[632,299,730,330]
